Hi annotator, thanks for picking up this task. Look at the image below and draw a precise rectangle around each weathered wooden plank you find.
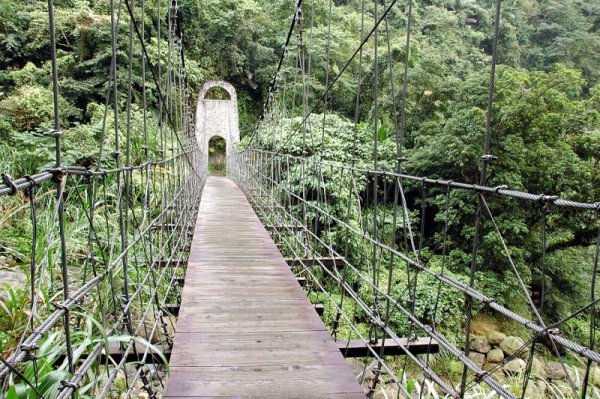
[166,378,365,397]
[179,289,309,300]
[163,394,366,399]
[167,303,324,318]
[174,320,328,334]
[164,395,366,399]
[177,305,324,318]
[170,330,337,344]
[168,364,358,382]
[175,310,325,324]
[170,350,348,368]
[179,298,308,307]
[181,276,296,284]
[185,265,293,274]
[178,288,309,298]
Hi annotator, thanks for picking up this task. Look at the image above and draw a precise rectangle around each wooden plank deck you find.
[164,176,365,399]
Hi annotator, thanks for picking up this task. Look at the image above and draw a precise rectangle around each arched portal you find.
[195,81,240,174]
[204,86,232,100]
[208,135,226,175]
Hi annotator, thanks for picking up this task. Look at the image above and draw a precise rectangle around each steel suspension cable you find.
[47,0,75,385]
[461,0,502,394]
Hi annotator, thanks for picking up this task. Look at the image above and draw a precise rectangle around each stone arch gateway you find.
[195,80,240,174]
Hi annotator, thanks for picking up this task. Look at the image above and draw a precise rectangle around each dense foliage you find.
[0,0,206,175]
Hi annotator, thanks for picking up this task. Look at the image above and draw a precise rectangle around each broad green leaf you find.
[5,386,19,399]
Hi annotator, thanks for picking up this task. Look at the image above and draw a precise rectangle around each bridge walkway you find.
[164,176,365,398]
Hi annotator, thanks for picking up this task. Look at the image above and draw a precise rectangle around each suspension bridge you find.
[0,0,599,398]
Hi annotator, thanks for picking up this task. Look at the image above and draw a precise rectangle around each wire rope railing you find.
[0,0,207,397]
[231,0,600,397]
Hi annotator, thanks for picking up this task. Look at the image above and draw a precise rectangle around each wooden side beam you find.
[151,224,194,231]
[60,335,437,365]
[99,338,439,362]
[314,303,325,316]
[338,337,439,358]
[155,259,187,268]
[266,224,304,232]
[254,205,286,211]
[286,257,347,269]
[296,277,307,287]
[57,342,172,365]
[164,304,180,316]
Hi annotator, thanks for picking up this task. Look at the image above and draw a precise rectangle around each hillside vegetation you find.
[0,0,599,396]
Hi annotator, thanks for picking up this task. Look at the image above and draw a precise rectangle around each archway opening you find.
[204,86,232,100]
[208,136,226,175]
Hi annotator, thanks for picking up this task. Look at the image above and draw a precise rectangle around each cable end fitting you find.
[2,173,18,196]
[481,154,498,162]
[45,129,63,138]
[61,380,78,389]
[53,302,69,311]
[539,195,559,204]
[49,167,65,184]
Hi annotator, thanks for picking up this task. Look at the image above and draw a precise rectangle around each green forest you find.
[0,0,599,398]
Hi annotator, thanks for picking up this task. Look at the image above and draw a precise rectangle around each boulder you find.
[470,338,491,354]
[566,366,582,383]
[486,348,504,363]
[535,380,547,397]
[545,362,566,381]
[468,352,486,368]
[525,380,547,399]
[531,356,546,379]
[499,336,527,357]
[0,256,16,267]
[486,330,506,346]
[0,268,27,301]
[502,358,526,375]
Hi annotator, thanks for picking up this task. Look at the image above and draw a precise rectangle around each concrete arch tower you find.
[195,80,240,173]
